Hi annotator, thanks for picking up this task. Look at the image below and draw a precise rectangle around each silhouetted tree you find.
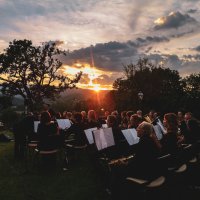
[112,58,183,113]
[181,73,200,118]
[0,39,82,111]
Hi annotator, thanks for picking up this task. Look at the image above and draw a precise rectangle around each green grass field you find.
[0,132,111,200]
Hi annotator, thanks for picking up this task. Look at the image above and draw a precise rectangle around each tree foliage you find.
[181,73,200,117]
[0,39,82,110]
[113,58,184,113]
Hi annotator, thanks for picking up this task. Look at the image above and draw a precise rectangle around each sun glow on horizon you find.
[63,62,113,91]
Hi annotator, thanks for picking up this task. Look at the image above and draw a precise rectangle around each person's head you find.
[130,114,142,128]
[126,111,134,120]
[184,112,192,121]
[56,112,62,119]
[153,112,158,119]
[121,111,127,118]
[107,115,117,128]
[149,110,155,118]
[104,111,110,118]
[136,121,153,138]
[178,111,183,118]
[111,110,119,117]
[43,103,50,111]
[40,111,51,124]
[88,110,97,122]
[73,112,83,123]
[163,113,178,133]
[66,112,72,119]
[81,111,87,119]
[136,110,143,117]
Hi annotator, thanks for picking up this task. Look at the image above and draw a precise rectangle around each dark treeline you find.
[0,39,199,120]
[102,58,200,119]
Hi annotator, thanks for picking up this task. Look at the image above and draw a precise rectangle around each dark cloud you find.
[183,54,200,60]
[187,9,198,14]
[60,36,170,72]
[154,11,197,30]
[92,74,116,85]
[170,29,195,38]
[145,46,153,53]
[194,45,200,52]
[136,36,169,44]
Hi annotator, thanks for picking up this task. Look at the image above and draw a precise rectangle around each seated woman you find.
[106,115,127,158]
[37,111,60,150]
[107,115,125,145]
[65,112,87,147]
[128,114,142,129]
[85,110,101,129]
[161,113,182,156]
[128,121,161,179]
[110,122,161,199]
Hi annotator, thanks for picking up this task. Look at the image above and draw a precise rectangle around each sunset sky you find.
[0,0,200,90]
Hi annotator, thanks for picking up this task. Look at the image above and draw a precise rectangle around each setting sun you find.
[92,84,101,92]
[63,63,113,91]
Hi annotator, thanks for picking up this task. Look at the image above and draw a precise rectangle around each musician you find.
[160,113,181,155]
[86,110,101,129]
[184,112,200,143]
[129,122,160,178]
[110,122,160,199]
[128,114,142,129]
[65,112,87,146]
[120,111,128,129]
[107,115,124,145]
[37,111,60,150]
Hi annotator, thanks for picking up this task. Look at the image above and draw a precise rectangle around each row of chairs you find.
[115,142,200,200]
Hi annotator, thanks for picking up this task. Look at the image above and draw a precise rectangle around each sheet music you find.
[34,121,40,133]
[100,129,108,149]
[93,129,102,150]
[56,119,71,129]
[93,128,115,150]
[157,119,167,134]
[153,125,163,140]
[84,127,97,144]
[103,128,115,148]
[102,124,108,128]
[122,128,140,145]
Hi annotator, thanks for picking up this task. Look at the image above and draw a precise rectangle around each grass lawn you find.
[0,131,111,200]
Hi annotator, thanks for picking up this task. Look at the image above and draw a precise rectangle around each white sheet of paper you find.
[102,124,108,128]
[84,127,97,144]
[93,129,102,150]
[103,128,115,148]
[34,121,40,133]
[122,128,139,145]
[157,119,167,134]
[100,129,108,149]
[93,128,115,150]
[153,125,163,140]
[56,119,71,129]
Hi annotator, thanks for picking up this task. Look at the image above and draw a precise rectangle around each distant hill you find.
[11,88,111,107]
[60,88,110,101]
